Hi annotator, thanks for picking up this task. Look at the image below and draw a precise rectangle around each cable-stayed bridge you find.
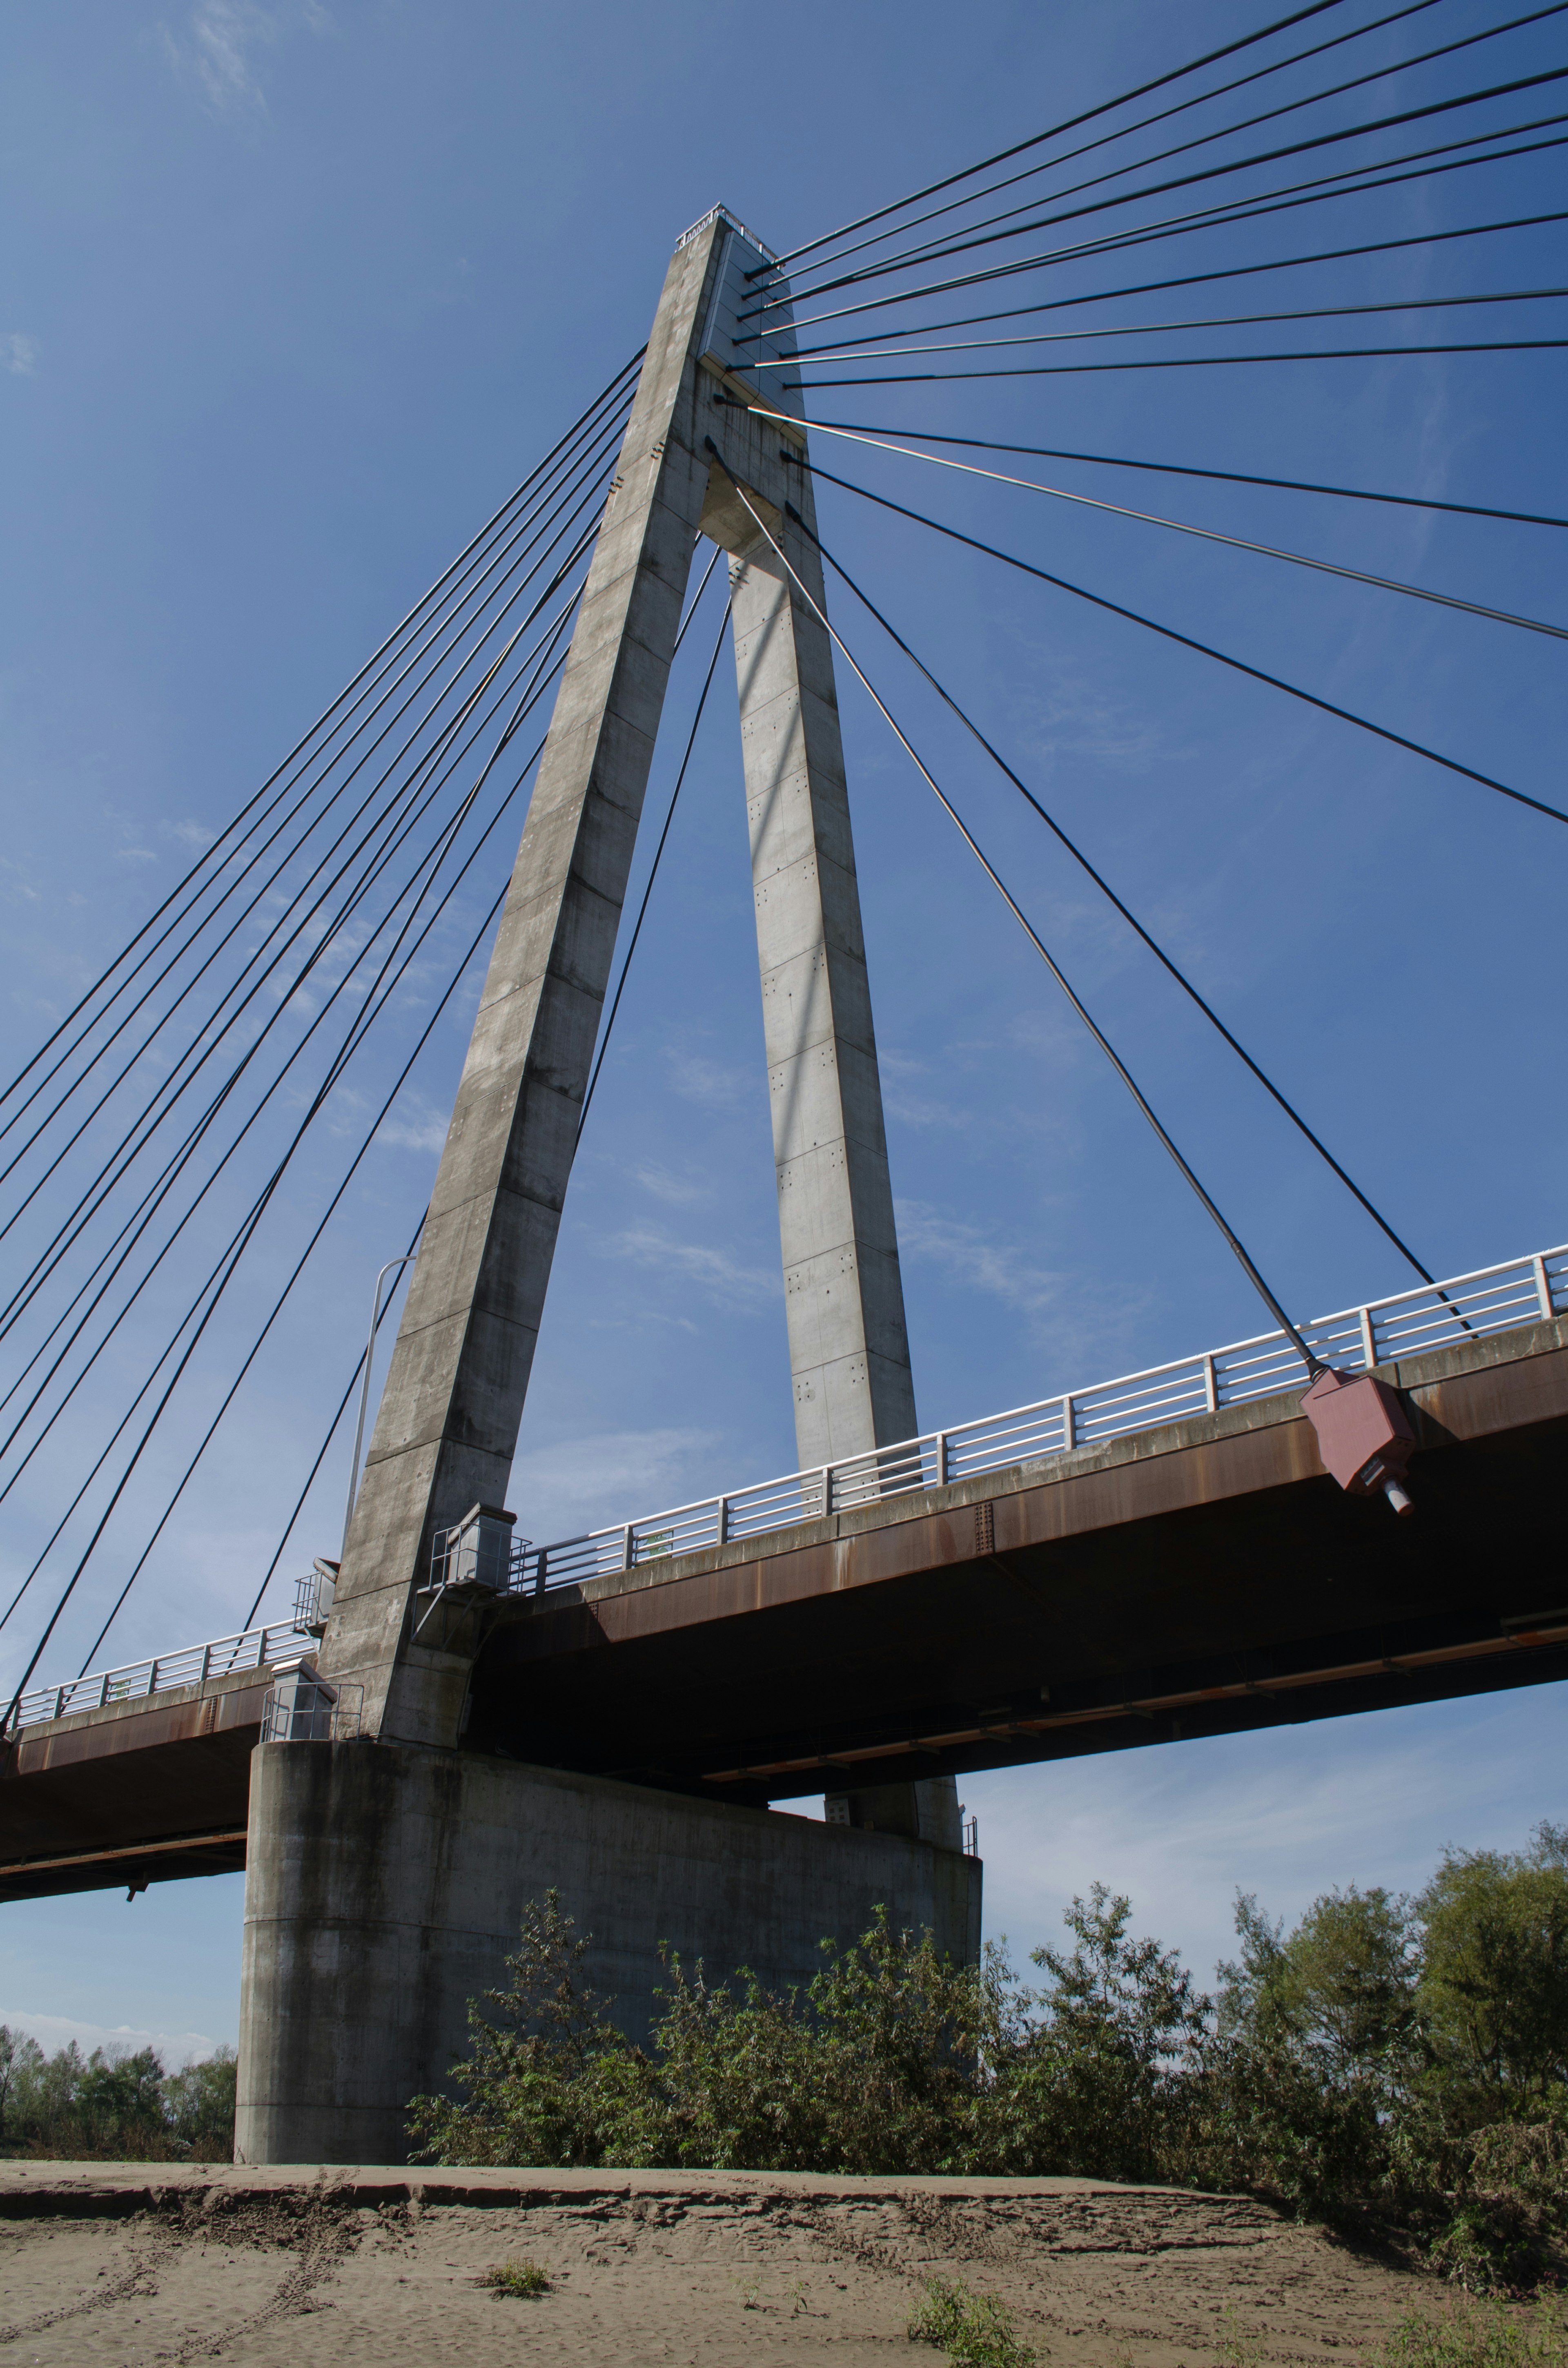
[2,4,1566,2161]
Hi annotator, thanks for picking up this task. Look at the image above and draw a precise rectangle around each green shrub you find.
[480,2257,550,2297]
[403,1823,1568,2290]
[908,2274,1035,2366]
[1372,2295,1568,2368]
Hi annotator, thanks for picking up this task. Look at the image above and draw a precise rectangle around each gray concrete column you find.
[318,214,734,1744]
[691,236,956,1846]
[729,530,919,1465]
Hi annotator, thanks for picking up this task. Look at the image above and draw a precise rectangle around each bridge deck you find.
[3,1311,1564,1897]
[0,1665,267,1902]
[467,1313,1568,1802]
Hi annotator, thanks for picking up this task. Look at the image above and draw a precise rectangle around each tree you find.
[164,2047,237,2161]
[74,2047,167,2156]
[407,1890,649,2167]
[1418,1827,1568,2116]
[997,1885,1208,2183]
[1220,1886,1419,2078]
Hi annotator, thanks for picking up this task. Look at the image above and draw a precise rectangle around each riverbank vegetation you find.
[0,2030,236,2160]
[410,1823,1568,2292]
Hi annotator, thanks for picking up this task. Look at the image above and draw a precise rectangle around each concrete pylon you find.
[318,211,731,1746]
[695,283,958,1848]
[236,210,973,2164]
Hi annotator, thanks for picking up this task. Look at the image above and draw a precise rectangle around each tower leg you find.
[728,527,917,1462]
[707,404,959,1850]
[319,215,733,1743]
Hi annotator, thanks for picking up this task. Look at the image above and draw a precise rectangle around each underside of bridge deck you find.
[0,1671,264,1904]
[466,1318,1568,1807]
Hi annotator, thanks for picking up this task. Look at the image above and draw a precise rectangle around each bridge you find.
[2,18,1564,2164]
[7,1240,1564,1877]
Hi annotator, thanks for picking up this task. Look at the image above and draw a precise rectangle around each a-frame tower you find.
[236,210,975,2164]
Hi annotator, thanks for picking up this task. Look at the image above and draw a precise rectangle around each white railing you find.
[511,1243,1566,1597]
[5,1620,311,1737]
[7,1241,1562,1730]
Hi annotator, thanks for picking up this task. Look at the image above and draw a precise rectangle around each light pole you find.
[342,1253,417,1561]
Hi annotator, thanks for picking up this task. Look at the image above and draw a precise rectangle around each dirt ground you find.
[0,2163,1430,2365]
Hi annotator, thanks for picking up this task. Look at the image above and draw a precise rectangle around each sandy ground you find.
[0,2163,1428,2365]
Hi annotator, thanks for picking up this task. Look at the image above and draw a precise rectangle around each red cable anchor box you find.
[1299,1366,1417,1516]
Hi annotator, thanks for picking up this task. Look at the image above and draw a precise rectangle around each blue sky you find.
[1,0,1564,2057]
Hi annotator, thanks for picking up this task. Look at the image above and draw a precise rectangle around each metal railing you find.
[261,1672,363,1744]
[6,1241,1561,1730]
[512,1243,1566,1597]
[5,1620,311,1736]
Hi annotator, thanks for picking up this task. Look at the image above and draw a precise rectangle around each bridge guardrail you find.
[7,1242,1563,1729]
[5,1620,311,1737]
[511,1242,1567,1597]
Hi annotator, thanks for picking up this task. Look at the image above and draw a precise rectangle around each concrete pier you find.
[235,1739,980,2165]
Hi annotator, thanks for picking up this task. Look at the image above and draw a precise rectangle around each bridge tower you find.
[235,208,977,2165]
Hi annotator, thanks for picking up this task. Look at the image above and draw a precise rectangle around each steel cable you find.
[741,209,1568,352]
[0,609,580,1508]
[2,847,525,1718]
[705,445,1326,1370]
[743,117,1568,333]
[793,457,1568,825]
[240,549,730,1634]
[768,284,1568,368]
[0,357,643,1124]
[0,492,611,1316]
[758,0,1360,276]
[768,5,1568,301]
[762,0,1478,283]
[794,506,1435,1282]
[750,65,1568,316]
[0,410,630,1182]
[2,690,564,1667]
[784,334,1568,386]
[0,573,587,1407]
[578,573,731,1144]
[763,410,1568,530]
[748,413,1568,638]
[68,535,732,1653]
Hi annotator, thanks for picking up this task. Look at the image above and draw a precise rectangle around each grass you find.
[1374,2297,1568,2368]
[480,2257,550,2298]
[908,2274,1037,2368]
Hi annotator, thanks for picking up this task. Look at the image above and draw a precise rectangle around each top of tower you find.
[673,204,777,265]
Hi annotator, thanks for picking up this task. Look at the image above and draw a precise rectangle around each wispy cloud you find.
[3,335,38,378]
[878,1051,972,1132]
[376,1095,448,1155]
[159,0,328,117]
[0,2006,221,2065]
[1015,658,1172,773]
[509,1425,721,1533]
[663,1048,752,1109]
[630,1160,710,1209]
[612,1227,779,1311]
[895,1198,1065,1318]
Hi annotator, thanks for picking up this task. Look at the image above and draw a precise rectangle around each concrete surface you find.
[234,1737,981,2165]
